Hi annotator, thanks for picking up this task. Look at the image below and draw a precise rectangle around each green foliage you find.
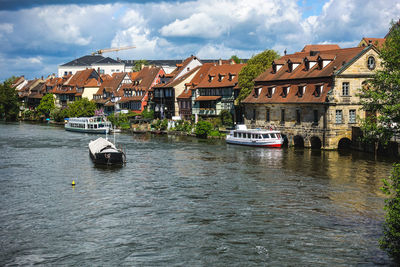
[230,55,241,64]
[108,112,129,127]
[174,120,193,133]
[380,163,400,261]
[219,110,233,127]
[195,120,213,138]
[359,20,400,146]
[50,107,69,122]
[237,49,280,102]
[66,98,97,118]
[132,59,148,72]
[22,109,38,120]
[151,119,168,131]
[37,94,55,117]
[141,109,154,120]
[0,77,20,121]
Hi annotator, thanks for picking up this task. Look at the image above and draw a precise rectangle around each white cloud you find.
[0,23,13,33]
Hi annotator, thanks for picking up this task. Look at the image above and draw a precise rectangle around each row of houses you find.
[12,22,397,150]
[13,56,246,121]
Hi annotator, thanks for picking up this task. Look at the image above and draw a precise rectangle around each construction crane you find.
[92,45,136,56]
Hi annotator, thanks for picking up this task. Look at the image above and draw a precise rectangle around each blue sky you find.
[0,0,398,81]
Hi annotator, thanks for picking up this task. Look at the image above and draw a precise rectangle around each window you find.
[296,110,301,124]
[64,71,68,76]
[342,82,349,96]
[252,109,256,120]
[265,108,270,122]
[336,110,343,124]
[281,109,285,123]
[349,109,356,123]
[267,87,274,98]
[313,110,318,125]
[281,87,288,98]
[296,86,304,97]
[313,85,322,97]
[367,56,376,70]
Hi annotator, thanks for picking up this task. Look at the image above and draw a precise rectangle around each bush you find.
[108,112,129,127]
[141,109,154,120]
[50,107,69,122]
[151,119,168,131]
[195,120,213,138]
[175,120,193,133]
[380,163,400,261]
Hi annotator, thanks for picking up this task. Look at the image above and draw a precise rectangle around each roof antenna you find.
[284,49,287,56]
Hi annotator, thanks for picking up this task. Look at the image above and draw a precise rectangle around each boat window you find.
[263,134,269,138]
[270,133,276,138]
[258,135,262,139]
[234,132,237,137]
[99,124,104,128]
[277,133,281,138]
[94,125,97,129]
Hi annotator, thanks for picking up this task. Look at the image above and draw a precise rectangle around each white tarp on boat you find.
[88,137,117,154]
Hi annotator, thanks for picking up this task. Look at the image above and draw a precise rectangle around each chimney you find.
[219,58,222,65]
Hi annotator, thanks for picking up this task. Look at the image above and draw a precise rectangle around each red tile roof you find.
[359,38,386,49]
[195,96,222,101]
[301,44,340,52]
[196,63,246,89]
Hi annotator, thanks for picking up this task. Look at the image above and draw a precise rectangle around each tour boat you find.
[88,137,126,165]
[65,116,112,134]
[226,124,284,148]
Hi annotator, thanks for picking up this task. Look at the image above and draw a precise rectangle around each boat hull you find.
[89,151,124,165]
[65,126,108,134]
[226,139,283,148]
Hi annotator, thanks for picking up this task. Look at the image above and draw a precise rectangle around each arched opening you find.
[293,135,304,148]
[338,138,352,150]
[310,136,322,149]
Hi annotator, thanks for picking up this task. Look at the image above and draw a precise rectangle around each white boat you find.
[65,116,112,134]
[226,124,284,148]
[88,137,125,165]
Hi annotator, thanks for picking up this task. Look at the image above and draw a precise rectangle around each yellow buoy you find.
[72,180,76,186]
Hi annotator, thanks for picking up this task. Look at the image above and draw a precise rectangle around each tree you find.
[380,163,400,262]
[237,50,280,102]
[132,59,148,72]
[359,20,400,146]
[195,120,213,138]
[230,55,241,64]
[37,93,55,118]
[219,109,233,127]
[0,77,20,121]
[66,97,97,118]
[358,20,400,262]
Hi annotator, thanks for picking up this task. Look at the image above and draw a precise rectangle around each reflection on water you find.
[0,122,396,265]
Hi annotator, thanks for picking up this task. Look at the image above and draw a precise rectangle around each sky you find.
[0,0,399,81]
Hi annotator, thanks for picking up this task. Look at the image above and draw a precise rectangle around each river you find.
[0,122,396,265]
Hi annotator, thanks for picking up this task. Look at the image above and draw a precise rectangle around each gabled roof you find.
[196,63,246,89]
[64,69,99,87]
[301,44,340,52]
[133,66,163,90]
[61,55,105,66]
[95,57,122,65]
[168,55,198,80]
[154,66,201,89]
[96,72,127,95]
[359,38,386,49]
[255,46,367,82]
[11,76,25,88]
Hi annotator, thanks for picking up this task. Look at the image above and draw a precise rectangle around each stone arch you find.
[310,136,322,149]
[338,137,352,150]
[293,135,304,148]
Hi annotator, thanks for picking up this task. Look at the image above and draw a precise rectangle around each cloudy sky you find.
[0,0,399,81]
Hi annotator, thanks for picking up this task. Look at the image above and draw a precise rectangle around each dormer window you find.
[228,73,235,81]
[296,85,305,97]
[208,75,214,82]
[313,85,322,97]
[254,87,262,97]
[367,56,376,70]
[288,62,293,73]
[267,87,275,98]
[218,74,225,82]
[281,86,289,98]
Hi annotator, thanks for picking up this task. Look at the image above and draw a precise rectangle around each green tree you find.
[132,59,148,72]
[230,55,241,64]
[358,20,400,262]
[0,77,20,121]
[219,110,233,127]
[380,163,400,262]
[37,93,55,118]
[195,120,213,138]
[359,20,400,146]
[67,97,97,118]
[237,49,280,102]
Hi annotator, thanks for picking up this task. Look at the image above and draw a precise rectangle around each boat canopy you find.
[89,137,117,154]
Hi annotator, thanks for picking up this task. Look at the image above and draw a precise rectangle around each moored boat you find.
[88,137,126,165]
[65,116,112,134]
[226,124,284,148]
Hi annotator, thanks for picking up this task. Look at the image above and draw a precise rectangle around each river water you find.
[0,122,396,265]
